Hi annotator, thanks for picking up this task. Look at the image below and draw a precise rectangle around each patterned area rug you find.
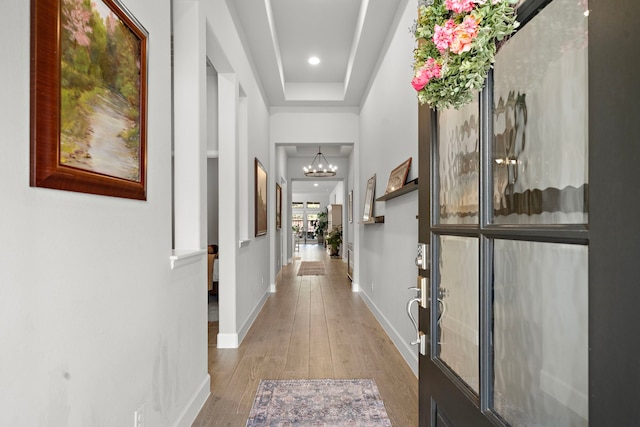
[297,261,325,276]
[246,379,391,426]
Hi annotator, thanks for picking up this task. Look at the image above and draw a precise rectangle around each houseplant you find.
[326,226,342,257]
[315,210,328,245]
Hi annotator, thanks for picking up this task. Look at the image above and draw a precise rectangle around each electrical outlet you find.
[134,404,145,427]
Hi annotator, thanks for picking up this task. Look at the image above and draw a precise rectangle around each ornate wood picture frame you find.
[384,158,412,194]
[30,0,148,199]
[255,158,268,236]
[275,182,282,230]
[362,175,376,222]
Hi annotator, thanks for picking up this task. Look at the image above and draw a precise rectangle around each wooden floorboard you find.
[193,244,418,426]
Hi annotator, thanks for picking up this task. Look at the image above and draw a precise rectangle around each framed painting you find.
[362,175,376,222]
[348,190,353,223]
[384,158,412,194]
[276,182,282,230]
[255,158,268,236]
[30,0,148,200]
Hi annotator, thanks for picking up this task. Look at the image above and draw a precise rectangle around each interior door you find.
[417,0,594,425]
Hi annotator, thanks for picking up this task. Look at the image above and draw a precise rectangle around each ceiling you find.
[225,0,405,195]
[226,0,405,108]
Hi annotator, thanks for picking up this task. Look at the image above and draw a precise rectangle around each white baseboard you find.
[270,283,276,293]
[172,375,210,427]
[359,291,418,377]
[351,282,360,292]
[217,333,239,348]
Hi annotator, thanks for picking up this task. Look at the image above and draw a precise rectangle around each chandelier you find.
[303,146,337,177]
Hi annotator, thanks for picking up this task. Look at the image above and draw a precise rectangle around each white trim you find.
[206,150,219,158]
[351,282,360,292]
[359,291,418,377]
[270,283,277,293]
[217,333,239,348]
[169,249,206,270]
[171,375,210,427]
[238,239,251,248]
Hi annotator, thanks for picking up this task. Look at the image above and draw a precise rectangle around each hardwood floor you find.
[193,244,418,426]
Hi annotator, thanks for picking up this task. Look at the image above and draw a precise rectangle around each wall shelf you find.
[361,216,385,224]
[376,178,418,202]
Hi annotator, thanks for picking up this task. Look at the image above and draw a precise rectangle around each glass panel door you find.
[492,0,588,225]
[426,1,590,425]
[493,240,588,426]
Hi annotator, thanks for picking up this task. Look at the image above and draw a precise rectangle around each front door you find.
[414,0,636,424]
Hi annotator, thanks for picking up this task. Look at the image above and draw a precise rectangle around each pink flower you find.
[433,19,456,52]
[445,0,476,13]
[450,16,479,54]
[412,70,430,91]
[459,15,479,38]
[411,58,442,91]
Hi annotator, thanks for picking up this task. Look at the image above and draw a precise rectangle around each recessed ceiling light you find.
[314,183,319,187]
[308,56,320,65]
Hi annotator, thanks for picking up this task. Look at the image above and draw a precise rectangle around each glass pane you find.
[438,96,479,224]
[291,202,304,209]
[493,240,588,426]
[492,0,588,224]
[307,202,320,209]
[437,236,479,393]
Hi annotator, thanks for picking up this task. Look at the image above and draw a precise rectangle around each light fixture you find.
[303,146,337,177]
[308,56,320,65]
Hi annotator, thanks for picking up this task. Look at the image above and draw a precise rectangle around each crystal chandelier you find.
[303,146,337,177]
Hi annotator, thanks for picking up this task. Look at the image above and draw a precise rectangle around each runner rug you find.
[246,379,391,426]
[297,261,325,276]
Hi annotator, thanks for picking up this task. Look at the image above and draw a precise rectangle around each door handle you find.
[407,297,421,346]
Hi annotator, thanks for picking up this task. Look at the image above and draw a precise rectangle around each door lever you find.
[407,297,421,346]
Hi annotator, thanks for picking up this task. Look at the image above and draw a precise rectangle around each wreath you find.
[412,0,519,110]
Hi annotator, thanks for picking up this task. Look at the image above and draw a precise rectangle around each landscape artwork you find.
[30,0,148,200]
[255,158,268,236]
[60,0,144,182]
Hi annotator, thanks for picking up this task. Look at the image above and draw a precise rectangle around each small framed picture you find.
[276,183,282,229]
[362,175,376,222]
[384,158,412,194]
[255,158,268,236]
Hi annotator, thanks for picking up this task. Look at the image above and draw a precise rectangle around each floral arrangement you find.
[412,0,519,110]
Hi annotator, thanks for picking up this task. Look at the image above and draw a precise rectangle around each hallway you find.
[193,244,418,426]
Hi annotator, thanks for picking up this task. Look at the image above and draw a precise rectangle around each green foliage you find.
[326,226,342,249]
[413,0,519,110]
[60,0,142,150]
[315,211,328,236]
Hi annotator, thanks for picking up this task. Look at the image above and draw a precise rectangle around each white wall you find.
[207,158,219,245]
[357,0,420,375]
[0,0,209,426]
[200,0,272,347]
[271,107,359,145]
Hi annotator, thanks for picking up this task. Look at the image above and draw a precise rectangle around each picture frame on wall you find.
[255,158,268,236]
[348,190,353,223]
[384,158,412,194]
[276,182,282,230]
[30,0,148,200]
[362,175,376,222]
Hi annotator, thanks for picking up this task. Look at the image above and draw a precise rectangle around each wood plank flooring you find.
[193,245,418,426]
